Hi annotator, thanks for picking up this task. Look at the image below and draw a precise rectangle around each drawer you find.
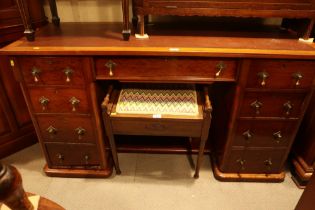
[233,120,297,147]
[239,92,306,118]
[95,57,237,82]
[37,115,96,144]
[29,87,90,114]
[18,56,86,86]
[246,60,315,89]
[223,148,286,174]
[45,143,100,167]
[111,118,203,137]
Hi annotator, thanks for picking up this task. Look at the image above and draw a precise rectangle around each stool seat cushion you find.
[116,84,199,116]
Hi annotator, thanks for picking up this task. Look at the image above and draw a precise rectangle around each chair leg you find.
[139,14,145,36]
[122,0,131,41]
[48,0,60,26]
[194,137,207,179]
[15,0,35,41]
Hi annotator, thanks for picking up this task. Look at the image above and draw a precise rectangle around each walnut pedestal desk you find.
[1,23,315,181]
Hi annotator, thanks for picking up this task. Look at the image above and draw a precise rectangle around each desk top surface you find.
[2,22,315,59]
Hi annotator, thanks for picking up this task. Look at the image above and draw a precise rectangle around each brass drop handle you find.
[237,159,246,170]
[242,130,253,142]
[69,97,80,112]
[84,155,89,164]
[63,67,74,83]
[283,101,293,116]
[264,159,273,170]
[46,126,57,135]
[250,100,263,115]
[39,96,49,111]
[257,71,269,87]
[105,60,117,77]
[31,67,41,83]
[292,72,303,86]
[75,127,86,140]
[215,61,226,77]
[57,153,64,162]
[273,131,283,144]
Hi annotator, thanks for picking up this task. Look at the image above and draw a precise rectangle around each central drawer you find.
[95,57,237,82]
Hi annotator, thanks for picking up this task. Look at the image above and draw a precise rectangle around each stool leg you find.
[15,0,35,41]
[194,137,207,179]
[107,132,121,175]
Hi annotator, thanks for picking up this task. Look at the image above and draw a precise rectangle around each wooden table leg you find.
[302,19,314,40]
[15,0,35,41]
[48,0,60,26]
[122,0,131,41]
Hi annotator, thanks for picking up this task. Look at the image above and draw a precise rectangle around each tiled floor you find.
[2,144,303,210]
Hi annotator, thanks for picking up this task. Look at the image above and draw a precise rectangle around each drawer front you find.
[247,60,315,89]
[95,57,237,82]
[223,148,286,174]
[29,87,89,114]
[233,120,297,147]
[18,57,85,86]
[111,118,202,137]
[239,92,306,118]
[37,116,96,144]
[45,143,100,167]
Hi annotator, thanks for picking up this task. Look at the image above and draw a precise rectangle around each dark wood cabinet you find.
[0,0,48,158]
[291,95,315,188]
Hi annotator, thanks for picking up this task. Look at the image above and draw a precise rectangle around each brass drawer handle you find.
[250,100,263,115]
[46,126,57,135]
[215,61,226,77]
[63,67,74,83]
[264,159,272,170]
[31,67,41,83]
[257,71,269,87]
[283,101,293,116]
[39,96,49,111]
[69,97,80,112]
[57,153,64,162]
[75,127,86,140]
[105,60,117,77]
[242,130,253,142]
[237,159,246,170]
[273,131,283,144]
[292,72,303,86]
[84,155,89,164]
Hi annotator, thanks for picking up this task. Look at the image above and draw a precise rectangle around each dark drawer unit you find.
[45,143,101,168]
[10,56,111,178]
[213,59,315,182]
[18,56,86,86]
[95,57,238,82]
[36,116,96,144]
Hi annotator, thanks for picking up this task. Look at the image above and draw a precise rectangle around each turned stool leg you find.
[0,163,34,210]
[194,86,212,179]
[139,14,145,36]
[15,0,35,41]
[48,0,60,26]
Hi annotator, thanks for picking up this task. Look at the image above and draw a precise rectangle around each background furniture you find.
[0,163,64,210]
[14,0,131,41]
[2,22,315,181]
[295,169,315,210]
[0,0,46,159]
[102,84,212,178]
[291,95,315,188]
[132,0,315,38]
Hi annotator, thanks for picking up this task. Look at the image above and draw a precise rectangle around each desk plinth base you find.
[44,164,113,178]
[212,159,285,182]
[291,155,314,189]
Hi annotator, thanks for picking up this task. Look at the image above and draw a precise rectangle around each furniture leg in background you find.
[15,0,60,41]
